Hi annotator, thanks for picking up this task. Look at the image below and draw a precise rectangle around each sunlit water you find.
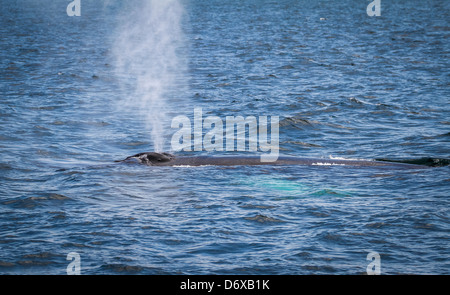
[0,0,449,274]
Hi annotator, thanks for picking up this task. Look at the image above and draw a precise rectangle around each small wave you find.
[285,141,322,148]
[303,265,338,273]
[311,189,351,197]
[239,204,277,210]
[31,194,71,200]
[3,194,72,209]
[244,214,285,223]
[101,263,143,273]
[17,260,52,266]
[348,97,364,104]
[279,64,295,69]
[0,261,14,267]
[437,132,450,137]
[279,117,314,127]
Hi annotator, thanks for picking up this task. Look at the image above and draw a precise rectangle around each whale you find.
[116,152,431,169]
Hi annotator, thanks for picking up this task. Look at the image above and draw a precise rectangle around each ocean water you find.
[0,0,449,275]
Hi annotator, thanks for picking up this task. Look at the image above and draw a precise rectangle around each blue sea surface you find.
[0,0,449,274]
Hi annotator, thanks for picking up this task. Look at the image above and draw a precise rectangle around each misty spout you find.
[113,0,187,152]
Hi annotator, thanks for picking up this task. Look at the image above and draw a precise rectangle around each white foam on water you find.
[311,162,347,166]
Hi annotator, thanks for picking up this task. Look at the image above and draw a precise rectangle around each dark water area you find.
[0,0,449,274]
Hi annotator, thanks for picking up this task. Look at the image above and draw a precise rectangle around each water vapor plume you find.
[113,0,186,152]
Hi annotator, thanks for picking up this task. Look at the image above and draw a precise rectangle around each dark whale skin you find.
[118,152,429,169]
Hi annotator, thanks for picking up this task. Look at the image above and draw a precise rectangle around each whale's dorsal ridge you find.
[117,152,430,169]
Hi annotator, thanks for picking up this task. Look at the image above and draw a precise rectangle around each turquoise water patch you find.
[237,174,352,198]
[238,175,309,195]
[311,189,352,197]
